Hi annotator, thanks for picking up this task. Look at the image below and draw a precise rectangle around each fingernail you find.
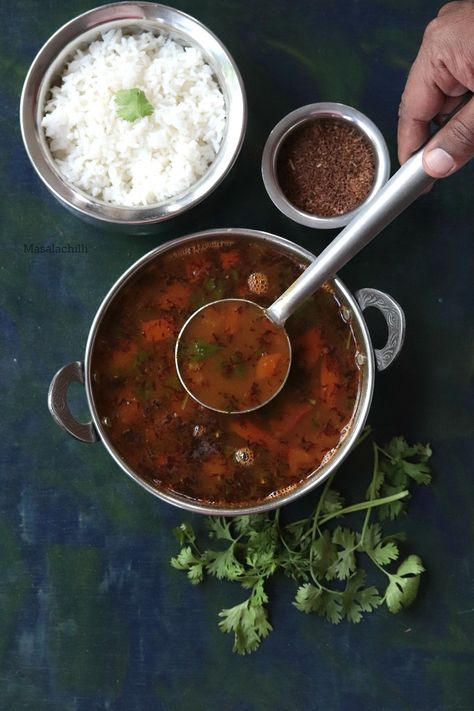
[424,147,455,177]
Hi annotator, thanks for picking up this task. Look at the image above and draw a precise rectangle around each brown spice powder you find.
[277,118,376,217]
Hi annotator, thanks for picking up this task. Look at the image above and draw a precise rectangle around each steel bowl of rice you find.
[20,2,247,232]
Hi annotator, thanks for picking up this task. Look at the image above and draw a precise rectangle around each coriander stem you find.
[192,544,201,556]
[278,528,299,557]
[318,490,409,526]
[313,472,337,529]
[357,442,380,550]
[355,425,372,449]
[299,426,373,546]
[367,552,394,580]
[374,443,395,462]
[275,510,301,557]
[307,472,338,584]
[367,441,380,500]
[309,575,345,597]
[302,471,337,542]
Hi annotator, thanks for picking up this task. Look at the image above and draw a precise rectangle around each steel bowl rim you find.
[82,227,375,515]
[19,1,247,226]
[261,101,391,229]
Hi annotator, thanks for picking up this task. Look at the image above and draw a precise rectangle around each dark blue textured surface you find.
[1,1,473,709]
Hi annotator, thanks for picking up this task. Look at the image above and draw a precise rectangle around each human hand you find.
[398,1,474,177]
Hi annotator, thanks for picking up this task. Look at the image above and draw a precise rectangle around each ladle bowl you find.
[175,298,292,414]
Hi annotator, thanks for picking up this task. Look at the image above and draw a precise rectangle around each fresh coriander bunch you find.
[171,429,432,655]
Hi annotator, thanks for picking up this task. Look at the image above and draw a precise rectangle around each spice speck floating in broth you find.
[277,118,376,217]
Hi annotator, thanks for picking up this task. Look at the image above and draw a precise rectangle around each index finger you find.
[398,56,446,163]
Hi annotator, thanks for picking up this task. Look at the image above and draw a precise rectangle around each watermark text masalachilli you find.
[24,243,88,254]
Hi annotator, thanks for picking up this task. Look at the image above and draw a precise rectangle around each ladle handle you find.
[266,149,433,327]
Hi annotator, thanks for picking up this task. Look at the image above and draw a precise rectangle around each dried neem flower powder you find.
[277,118,376,217]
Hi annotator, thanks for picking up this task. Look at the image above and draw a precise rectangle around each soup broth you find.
[91,237,362,507]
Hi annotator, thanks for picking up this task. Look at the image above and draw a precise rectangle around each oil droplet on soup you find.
[91,237,362,507]
[176,299,290,412]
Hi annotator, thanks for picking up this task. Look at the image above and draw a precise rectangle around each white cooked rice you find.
[41,29,227,206]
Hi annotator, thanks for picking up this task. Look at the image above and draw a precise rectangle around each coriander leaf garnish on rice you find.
[114,88,154,122]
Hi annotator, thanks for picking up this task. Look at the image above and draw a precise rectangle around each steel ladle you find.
[176,99,467,413]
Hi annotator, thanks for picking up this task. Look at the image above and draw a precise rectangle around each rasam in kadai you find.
[91,237,362,507]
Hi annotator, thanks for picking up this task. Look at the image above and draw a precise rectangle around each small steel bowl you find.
[261,102,390,230]
[20,2,247,232]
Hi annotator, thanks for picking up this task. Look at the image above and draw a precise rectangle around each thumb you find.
[423,95,474,177]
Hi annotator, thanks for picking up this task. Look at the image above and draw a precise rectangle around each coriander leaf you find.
[371,467,385,497]
[246,522,278,558]
[203,277,217,292]
[293,584,343,623]
[371,541,400,566]
[385,576,420,614]
[319,592,343,624]
[279,548,309,582]
[377,494,406,521]
[186,563,204,585]
[385,435,417,461]
[385,437,432,465]
[170,546,204,585]
[206,517,235,542]
[172,522,196,546]
[170,546,197,570]
[402,461,432,485]
[233,515,269,535]
[359,522,382,552]
[205,547,245,581]
[397,554,425,577]
[233,361,247,378]
[218,585,272,655]
[188,339,221,362]
[250,579,268,606]
[359,522,398,562]
[293,583,322,613]
[244,550,277,579]
[115,88,154,122]
[332,527,357,549]
[319,488,345,515]
[342,572,381,623]
[311,530,338,574]
[376,437,432,519]
[384,438,432,486]
[385,555,425,614]
[326,527,357,581]
[203,277,225,299]
[283,520,308,546]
